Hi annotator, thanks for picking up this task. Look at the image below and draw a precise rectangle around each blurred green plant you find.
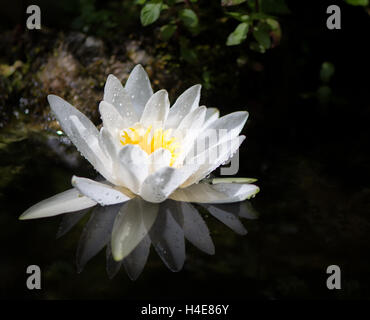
[135,0,288,63]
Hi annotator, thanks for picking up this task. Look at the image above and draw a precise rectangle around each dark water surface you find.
[1,1,370,300]
[1,127,370,300]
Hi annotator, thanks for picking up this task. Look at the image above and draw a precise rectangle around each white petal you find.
[140,165,198,203]
[177,105,206,133]
[71,176,132,206]
[104,74,139,125]
[165,84,201,129]
[111,198,158,261]
[99,101,127,134]
[182,135,245,187]
[148,148,172,173]
[98,127,117,162]
[172,106,206,166]
[19,188,97,220]
[125,64,153,116]
[117,145,149,194]
[183,111,248,168]
[202,107,220,129]
[69,115,113,181]
[140,89,170,128]
[47,95,112,180]
[169,182,260,203]
[206,111,248,137]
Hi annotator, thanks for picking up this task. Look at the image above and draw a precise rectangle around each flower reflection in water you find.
[57,198,258,280]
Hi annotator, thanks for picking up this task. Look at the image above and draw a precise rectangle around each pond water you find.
[1,127,369,300]
[1,1,370,300]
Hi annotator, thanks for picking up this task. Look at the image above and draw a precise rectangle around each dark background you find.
[0,0,369,299]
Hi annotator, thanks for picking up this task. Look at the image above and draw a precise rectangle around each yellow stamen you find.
[120,124,181,166]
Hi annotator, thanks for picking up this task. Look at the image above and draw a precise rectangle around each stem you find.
[255,0,259,12]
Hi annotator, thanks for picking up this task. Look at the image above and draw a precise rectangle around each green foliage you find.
[132,0,288,63]
[253,23,271,50]
[160,24,177,41]
[72,0,117,35]
[179,9,199,32]
[345,0,369,6]
[140,2,163,26]
[226,22,249,46]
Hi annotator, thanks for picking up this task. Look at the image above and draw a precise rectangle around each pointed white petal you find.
[202,107,220,129]
[140,89,170,128]
[98,127,117,162]
[69,115,113,181]
[124,65,153,116]
[47,95,112,180]
[111,198,158,261]
[104,74,139,125]
[165,84,201,129]
[148,148,172,173]
[206,111,248,137]
[117,145,149,194]
[172,106,206,166]
[182,135,245,187]
[71,176,132,206]
[19,188,97,220]
[170,182,260,203]
[183,111,248,168]
[177,105,206,133]
[140,165,198,203]
[99,101,127,134]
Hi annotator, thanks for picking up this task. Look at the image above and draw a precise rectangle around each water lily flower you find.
[19,65,259,222]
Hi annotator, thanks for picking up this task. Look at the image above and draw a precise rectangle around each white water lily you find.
[19,64,259,221]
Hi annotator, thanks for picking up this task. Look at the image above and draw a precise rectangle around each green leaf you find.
[160,24,177,41]
[179,9,199,29]
[221,0,247,6]
[253,24,271,49]
[226,22,249,46]
[345,0,368,5]
[140,3,162,26]
[225,11,251,23]
[266,18,279,30]
[320,62,335,83]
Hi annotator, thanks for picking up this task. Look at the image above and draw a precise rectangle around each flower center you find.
[119,124,181,166]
